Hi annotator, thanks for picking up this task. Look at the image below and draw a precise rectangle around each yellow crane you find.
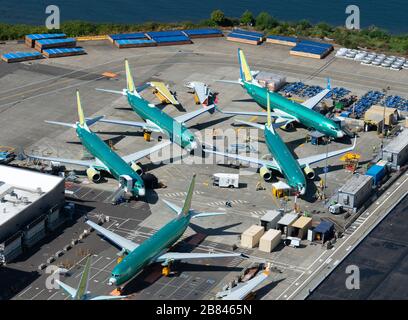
[340,152,361,172]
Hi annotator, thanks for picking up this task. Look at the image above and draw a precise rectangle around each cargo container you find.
[115,39,157,49]
[227,32,260,45]
[290,40,333,59]
[1,51,43,63]
[25,33,66,48]
[337,174,373,210]
[241,225,264,248]
[254,71,286,92]
[266,35,297,46]
[108,32,147,43]
[313,221,334,243]
[182,28,223,38]
[365,164,386,185]
[259,229,282,252]
[42,47,86,58]
[146,30,185,39]
[232,29,264,41]
[35,38,76,52]
[152,35,192,46]
[383,129,408,168]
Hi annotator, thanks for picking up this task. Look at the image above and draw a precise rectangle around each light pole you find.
[381,86,391,159]
[323,136,330,200]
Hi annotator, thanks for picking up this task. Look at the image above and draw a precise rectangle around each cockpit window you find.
[189,137,194,142]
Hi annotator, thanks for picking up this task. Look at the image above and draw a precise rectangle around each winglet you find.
[238,49,253,83]
[125,59,135,93]
[181,174,196,216]
[76,90,86,128]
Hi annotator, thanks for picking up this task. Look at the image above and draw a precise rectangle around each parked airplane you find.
[185,81,217,106]
[148,81,179,105]
[218,48,345,139]
[96,59,215,151]
[56,255,127,300]
[86,174,242,290]
[204,92,356,195]
[28,91,171,199]
[216,266,271,300]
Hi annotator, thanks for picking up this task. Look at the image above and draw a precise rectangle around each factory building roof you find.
[277,213,298,226]
[384,129,408,153]
[0,165,64,227]
[338,174,373,194]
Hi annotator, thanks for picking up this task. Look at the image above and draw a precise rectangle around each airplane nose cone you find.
[138,188,146,197]
[108,277,116,286]
[337,130,344,138]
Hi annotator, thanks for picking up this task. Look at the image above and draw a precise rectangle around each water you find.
[0,0,407,34]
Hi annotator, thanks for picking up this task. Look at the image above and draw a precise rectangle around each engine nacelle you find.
[86,167,101,183]
[131,162,143,175]
[303,166,315,180]
[259,166,272,181]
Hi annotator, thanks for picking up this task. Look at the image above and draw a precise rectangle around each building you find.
[383,129,408,169]
[364,105,398,127]
[259,229,282,253]
[241,225,264,249]
[276,213,298,236]
[260,210,283,230]
[0,166,65,263]
[290,216,313,239]
[310,221,334,243]
[337,174,373,210]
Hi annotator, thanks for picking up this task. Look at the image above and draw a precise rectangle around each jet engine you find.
[86,167,101,183]
[303,166,315,179]
[131,162,143,175]
[259,166,272,181]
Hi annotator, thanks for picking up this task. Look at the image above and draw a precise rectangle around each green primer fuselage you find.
[264,127,306,194]
[110,213,191,286]
[76,126,144,196]
[127,94,196,150]
[243,82,342,139]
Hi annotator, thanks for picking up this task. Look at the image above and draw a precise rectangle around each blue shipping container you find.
[366,165,386,185]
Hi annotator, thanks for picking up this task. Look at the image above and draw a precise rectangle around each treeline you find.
[1,9,407,54]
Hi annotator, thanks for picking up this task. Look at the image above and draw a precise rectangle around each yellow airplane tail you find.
[238,48,253,83]
[76,90,86,127]
[124,59,135,93]
[266,91,272,128]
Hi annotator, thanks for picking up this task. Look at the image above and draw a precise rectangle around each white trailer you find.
[213,173,239,188]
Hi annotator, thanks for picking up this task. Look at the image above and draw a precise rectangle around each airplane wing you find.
[149,81,179,105]
[97,118,162,133]
[86,220,139,253]
[155,252,241,263]
[55,279,77,299]
[301,88,331,110]
[297,137,357,167]
[235,119,288,130]
[90,295,128,300]
[27,154,102,169]
[222,270,270,300]
[175,104,215,124]
[185,81,210,105]
[122,140,172,164]
[221,110,297,122]
[203,149,281,172]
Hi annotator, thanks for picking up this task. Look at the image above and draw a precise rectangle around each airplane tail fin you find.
[75,255,92,299]
[238,48,253,83]
[124,59,136,94]
[181,174,196,216]
[76,90,87,129]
